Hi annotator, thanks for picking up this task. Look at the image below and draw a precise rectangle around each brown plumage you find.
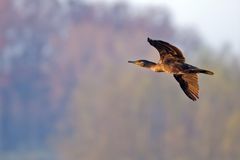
[128,38,214,101]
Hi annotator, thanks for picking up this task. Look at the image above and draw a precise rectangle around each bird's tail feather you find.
[185,69,214,75]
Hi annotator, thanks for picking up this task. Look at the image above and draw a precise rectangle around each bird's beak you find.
[128,60,135,64]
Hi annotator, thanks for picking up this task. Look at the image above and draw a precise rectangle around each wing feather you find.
[148,38,185,62]
[174,74,199,101]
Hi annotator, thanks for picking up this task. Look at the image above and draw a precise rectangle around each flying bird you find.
[128,38,214,101]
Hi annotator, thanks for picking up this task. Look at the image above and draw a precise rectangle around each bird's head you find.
[128,60,145,67]
[128,60,156,68]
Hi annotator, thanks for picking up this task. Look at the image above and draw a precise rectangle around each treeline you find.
[0,0,239,159]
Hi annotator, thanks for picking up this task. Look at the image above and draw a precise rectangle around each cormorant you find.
[128,38,214,101]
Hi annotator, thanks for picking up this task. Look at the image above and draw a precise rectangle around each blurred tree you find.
[0,1,240,160]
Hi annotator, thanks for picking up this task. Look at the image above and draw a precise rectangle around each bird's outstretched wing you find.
[148,38,185,62]
[174,74,199,101]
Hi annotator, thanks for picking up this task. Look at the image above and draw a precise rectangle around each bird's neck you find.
[143,61,156,68]
[150,64,164,72]
[143,62,164,72]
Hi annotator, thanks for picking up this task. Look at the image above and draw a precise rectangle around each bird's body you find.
[128,38,214,101]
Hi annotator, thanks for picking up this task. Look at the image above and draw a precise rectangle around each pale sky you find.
[87,0,240,54]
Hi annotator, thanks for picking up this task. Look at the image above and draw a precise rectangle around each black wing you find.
[148,38,185,62]
[174,74,199,101]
